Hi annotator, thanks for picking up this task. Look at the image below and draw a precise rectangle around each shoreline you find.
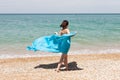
[1,49,120,59]
[1,53,120,60]
[1,44,120,59]
[0,53,120,80]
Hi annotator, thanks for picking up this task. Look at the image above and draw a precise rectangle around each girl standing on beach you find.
[27,20,76,72]
[56,20,70,72]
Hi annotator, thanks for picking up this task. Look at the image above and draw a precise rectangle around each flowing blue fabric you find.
[27,32,76,54]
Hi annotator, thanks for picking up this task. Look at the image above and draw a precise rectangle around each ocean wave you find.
[0,48,120,59]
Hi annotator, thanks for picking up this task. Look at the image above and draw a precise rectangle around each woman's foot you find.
[62,67,68,71]
[62,62,65,65]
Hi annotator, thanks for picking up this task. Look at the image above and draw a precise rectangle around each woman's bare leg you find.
[64,54,68,70]
[56,54,64,72]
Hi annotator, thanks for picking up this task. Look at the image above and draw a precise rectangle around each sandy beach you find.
[0,53,120,80]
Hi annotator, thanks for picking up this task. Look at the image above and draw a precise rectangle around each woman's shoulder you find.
[64,28,70,33]
[60,28,69,34]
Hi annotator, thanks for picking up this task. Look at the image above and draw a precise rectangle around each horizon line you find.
[0,13,120,15]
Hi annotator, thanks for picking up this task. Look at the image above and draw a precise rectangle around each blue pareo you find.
[27,32,76,54]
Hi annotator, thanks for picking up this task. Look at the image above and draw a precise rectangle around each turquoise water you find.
[0,14,120,58]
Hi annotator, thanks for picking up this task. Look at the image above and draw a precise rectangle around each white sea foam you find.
[0,53,60,59]
[0,48,120,59]
[69,48,120,54]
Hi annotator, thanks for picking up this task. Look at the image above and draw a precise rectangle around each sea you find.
[0,14,120,59]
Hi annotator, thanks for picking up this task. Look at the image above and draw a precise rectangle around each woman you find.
[56,20,70,72]
[27,20,76,72]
